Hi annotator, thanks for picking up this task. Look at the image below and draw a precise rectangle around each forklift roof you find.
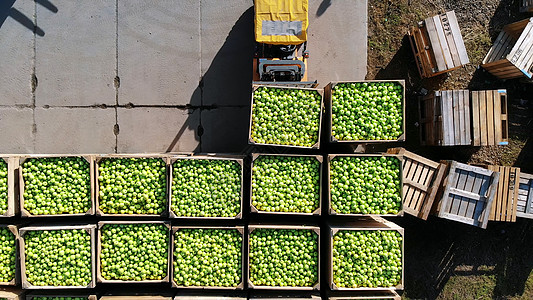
[254,0,308,45]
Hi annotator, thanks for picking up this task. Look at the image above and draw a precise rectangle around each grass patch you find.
[437,274,495,300]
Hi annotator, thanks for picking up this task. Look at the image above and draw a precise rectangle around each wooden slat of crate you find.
[440,91,451,145]
[409,25,437,79]
[508,21,533,63]
[438,161,499,229]
[452,90,461,145]
[493,91,503,144]
[516,29,533,69]
[437,91,447,145]
[471,90,509,146]
[495,33,515,62]
[520,36,533,68]
[387,148,446,220]
[446,90,470,145]
[463,90,471,145]
[484,31,512,65]
[479,91,489,145]
[488,166,519,222]
[472,91,480,146]
[440,13,461,67]
[432,15,454,70]
[486,91,496,145]
[446,11,470,65]
[425,16,447,72]
[516,172,533,219]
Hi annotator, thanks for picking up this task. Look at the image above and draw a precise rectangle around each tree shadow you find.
[0,0,58,37]
[395,216,533,299]
[493,220,533,297]
[375,35,449,91]
[515,131,533,174]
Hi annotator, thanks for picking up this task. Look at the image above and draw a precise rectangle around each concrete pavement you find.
[0,0,367,154]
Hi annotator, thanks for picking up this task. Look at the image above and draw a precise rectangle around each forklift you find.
[253,0,317,87]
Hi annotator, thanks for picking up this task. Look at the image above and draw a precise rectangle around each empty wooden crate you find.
[471,90,509,146]
[517,172,533,219]
[409,10,469,78]
[419,90,471,146]
[482,18,533,79]
[488,166,520,222]
[387,148,446,220]
[436,161,500,229]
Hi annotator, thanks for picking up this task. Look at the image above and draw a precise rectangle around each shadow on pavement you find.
[0,0,57,37]
[189,7,254,153]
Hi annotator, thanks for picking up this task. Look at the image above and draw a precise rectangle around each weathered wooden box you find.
[250,153,322,216]
[327,154,404,217]
[409,10,469,78]
[328,217,404,291]
[19,225,97,289]
[95,154,170,217]
[97,221,171,284]
[419,90,471,146]
[436,161,500,229]
[247,225,320,290]
[488,165,520,222]
[387,148,446,220]
[419,89,508,146]
[325,80,406,143]
[169,155,244,219]
[516,171,533,219]
[18,155,95,217]
[482,18,533,79]
[170,226,245,289]
[471,90,509,146]
[248,84,324,149]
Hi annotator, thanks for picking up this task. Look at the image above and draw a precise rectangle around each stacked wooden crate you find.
[408,11,469,78]
[482,18,533,79]
[419,89,508,146]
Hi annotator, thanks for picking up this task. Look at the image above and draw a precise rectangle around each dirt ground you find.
[367,0,533,299]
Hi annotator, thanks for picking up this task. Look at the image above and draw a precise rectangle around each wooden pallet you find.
[419,90,471,146]
[387,148,446,220]
[517,172,533,219]
[488,166,520,222]
[409,10,469,78]
[521,0,533,12]
[437,161,500,229]
[482,18,533,79]
[471,90,509,146]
